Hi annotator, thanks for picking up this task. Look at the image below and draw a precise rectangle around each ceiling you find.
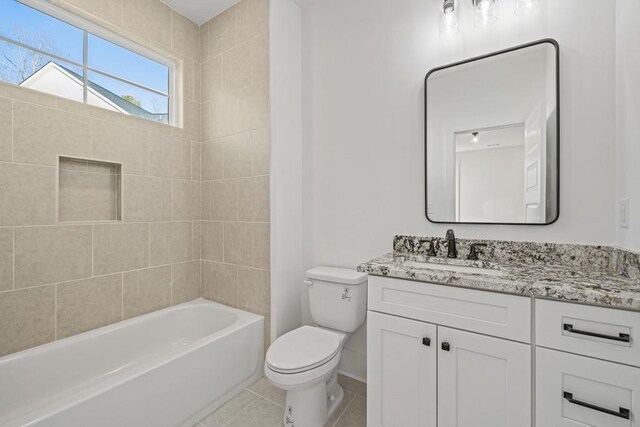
[160,0,241,25]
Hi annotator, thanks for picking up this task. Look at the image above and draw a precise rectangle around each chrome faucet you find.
[445,229,457,259]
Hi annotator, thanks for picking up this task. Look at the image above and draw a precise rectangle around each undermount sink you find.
[400,259,506,277]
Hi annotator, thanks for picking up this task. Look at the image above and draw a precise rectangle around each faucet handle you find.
[467,243,488,261]
[419,239,437,257]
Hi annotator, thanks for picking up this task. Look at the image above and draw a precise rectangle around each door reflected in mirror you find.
[426,40,559,225]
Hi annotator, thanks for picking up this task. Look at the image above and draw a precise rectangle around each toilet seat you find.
[266,326,342,374]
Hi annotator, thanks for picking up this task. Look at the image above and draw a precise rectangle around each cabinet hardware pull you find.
[563,392,631,420]
[422,337,431,347]
[441,342,450,351]
[563,324,631,343]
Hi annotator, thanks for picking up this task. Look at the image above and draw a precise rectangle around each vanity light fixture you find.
[439,0,460,38]
[471,132,480,144]
[474,0,498,28]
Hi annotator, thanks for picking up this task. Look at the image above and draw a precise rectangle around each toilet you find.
[264,267,368,427]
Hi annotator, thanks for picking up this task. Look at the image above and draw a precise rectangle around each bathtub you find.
[0,299,264,427]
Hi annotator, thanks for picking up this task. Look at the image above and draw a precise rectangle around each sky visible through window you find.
[0,0,170,122]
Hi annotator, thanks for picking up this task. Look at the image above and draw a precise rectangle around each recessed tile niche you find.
[58,157,122,222]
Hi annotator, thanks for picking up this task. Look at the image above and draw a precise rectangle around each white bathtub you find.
[0,299,264,427]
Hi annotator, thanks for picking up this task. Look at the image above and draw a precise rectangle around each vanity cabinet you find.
[367,276,532,427]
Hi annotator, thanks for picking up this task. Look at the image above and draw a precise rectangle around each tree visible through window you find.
[0,0,172,124]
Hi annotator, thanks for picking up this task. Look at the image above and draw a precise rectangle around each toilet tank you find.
[306,267,368,333]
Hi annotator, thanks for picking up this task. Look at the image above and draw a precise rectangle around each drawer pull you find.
[563,392,631,420]
[563,324,631,343]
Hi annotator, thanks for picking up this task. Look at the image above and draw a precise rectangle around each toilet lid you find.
[266,326,342,374]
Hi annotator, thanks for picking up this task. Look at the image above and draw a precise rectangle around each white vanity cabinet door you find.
[437,327,531,427]
[536,347,640,427]
[367,311,437,427]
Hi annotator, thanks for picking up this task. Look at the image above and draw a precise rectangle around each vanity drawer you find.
[536,347,640,427]
[368,276,531,342]
[536,300,640,367]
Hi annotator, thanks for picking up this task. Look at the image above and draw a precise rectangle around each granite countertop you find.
[358,237,640,311]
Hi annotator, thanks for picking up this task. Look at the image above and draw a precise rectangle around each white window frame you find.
[0,0,178,126]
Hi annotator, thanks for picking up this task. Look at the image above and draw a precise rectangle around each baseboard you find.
[338,347,367,383]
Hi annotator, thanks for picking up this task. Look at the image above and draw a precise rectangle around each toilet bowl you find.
[265,326,347,427]
[264,267,368,427]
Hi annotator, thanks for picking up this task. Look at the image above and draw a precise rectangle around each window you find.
[0,0,175,125]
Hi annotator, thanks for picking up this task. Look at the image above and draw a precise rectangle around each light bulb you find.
[439,0,460,38]
[471,132,480,144]
[474,0,498,28]
[514,0,533,15]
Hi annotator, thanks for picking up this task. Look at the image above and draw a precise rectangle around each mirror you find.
[425,40,559,225]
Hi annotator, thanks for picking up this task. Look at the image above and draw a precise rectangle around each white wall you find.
[270,0,304,341]
[616,0,640,251]
[300,0,617,380]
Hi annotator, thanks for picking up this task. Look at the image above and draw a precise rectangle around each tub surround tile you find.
[0,97,11,162]
[171,10,200,61]
[251,128,270,175]
[122,175,173,222]
[224,222,252,266]
[14,226,92,289]
[150,222,193,266]
[172,261,201,305]
[252,223,270,270]
[91,119,149,176]
[222,133,253,178]
[12,101,91,167]
[237,267,269,317]
[235,0,269,43]
[206,262,237,307]
[202,222,224,262]
[56,274,122,339]
[93,223,149,275]
[149,134,192,180]
[237,176,269,222]
[122,0,172,49]
[211,180,238,221]
[0,285,55,357]
[58,169,119,222]
[0,228,13,292]
[123,266,172,319]
[173,180,202,221]
[0,163,55,226]
[359,236,640,311]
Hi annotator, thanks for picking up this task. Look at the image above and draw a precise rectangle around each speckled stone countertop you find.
[357,236,640,311]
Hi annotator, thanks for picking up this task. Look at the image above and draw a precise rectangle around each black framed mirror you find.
[425,39,560,225]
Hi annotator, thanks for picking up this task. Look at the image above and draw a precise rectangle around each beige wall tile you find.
[202,221,223,262]
[224,42,253,90]
[193,221,202,260]
[123,266,171,319]
[172,261,201,305]
[211,180,238,221]
[0,97,11,162]
[204,7,237,60]
[0,228,13,292]
[0,286,55,357]
[56,97,125,123]
[58,170,118,222]
[13,101,91,167]
[93,223,149,275]
[150,222,193,266]
[61,0,123,26]
[0,82,56,108]
[251,128,270,175]
[224,222,252,266]
[0,163,55,226]
[122,175,172,222]
[211,87,241,138]
[238,176,270,222]
[149,134,192,180]
[252,223,270,270]
[239,81,269,132]
[92,119,149,175]
[237,267,269,316]
[173,180,201,220]
[223,133,253,178]
[208,262,237,307]
[203,142,224,180]
[56,274,122,339]
[236,0,269,43]
[192,142,202,181]
[184,99,202,142]
[171,11,200,61]
[123,0,172,49]
[14,226,92,289]
[183,59,196,102]
[193,62,202,103]
[201,181,212,220]
[201,56,223,103]
[251,33,269,84]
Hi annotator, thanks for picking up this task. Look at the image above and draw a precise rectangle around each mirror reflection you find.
[426,40,559,225]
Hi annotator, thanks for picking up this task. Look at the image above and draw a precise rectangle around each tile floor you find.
[194,375,367,427]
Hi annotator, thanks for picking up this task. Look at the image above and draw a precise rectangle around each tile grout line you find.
[221,397,264,427]
[330,393,357,427]
[12,227,15,291]
[244,388,283,408]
